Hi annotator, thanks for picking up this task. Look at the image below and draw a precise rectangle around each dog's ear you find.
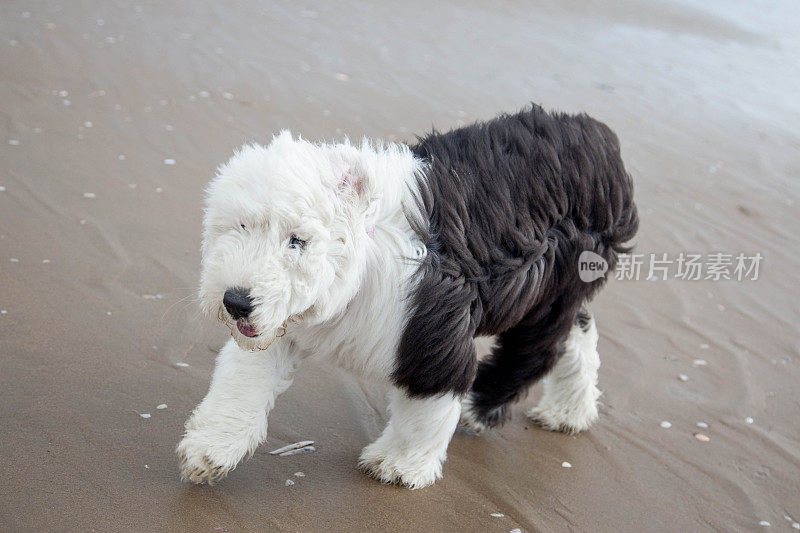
[336,163,371,211]
[337,168,363,197]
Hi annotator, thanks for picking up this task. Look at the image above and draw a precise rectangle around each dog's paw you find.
[458,394,507,434]
[458,403,488,434]
[176,431,242,484]
[358,441,443,489]
[527,402,598,435]
[176,420,260,484]
[177,437,230,485]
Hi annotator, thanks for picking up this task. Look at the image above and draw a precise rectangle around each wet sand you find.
[2,1,799,531]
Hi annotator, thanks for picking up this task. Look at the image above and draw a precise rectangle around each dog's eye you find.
[288,235,306,250]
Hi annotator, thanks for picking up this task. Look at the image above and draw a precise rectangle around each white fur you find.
[359,390,461,489]
[180,132,439,487]
[197,131,425,360]
[178,338,299,483]
[527,315,601,434]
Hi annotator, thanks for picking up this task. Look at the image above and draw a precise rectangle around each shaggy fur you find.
[398,105,638,428]
[177,104,637,489]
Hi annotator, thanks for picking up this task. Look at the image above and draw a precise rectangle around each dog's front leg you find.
[177,338,299,484]
[359,389,461,489]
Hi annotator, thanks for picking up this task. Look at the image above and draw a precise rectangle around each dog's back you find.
[410,104,638,334]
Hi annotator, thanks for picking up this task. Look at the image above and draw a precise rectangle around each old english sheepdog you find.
[177,105,638,488]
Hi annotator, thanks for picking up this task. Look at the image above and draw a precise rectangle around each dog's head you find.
[200,131,372,350]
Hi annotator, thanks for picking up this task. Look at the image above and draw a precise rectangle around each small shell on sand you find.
[163,158,176,165]
[693,359,708,367]
[83,192,96,198]
[140,413,151,419]
[561,461,572,468]
[696,422,709,429]
[175,362,189,367]
[678,374,689,382]
[694,433,710,442]
[285,479,295,486]
[269,440,314,455]
[279,446,316,457]
[745,417,754,424]
[660,421,672,429]
[759,520,770,527]
[294,472,305,477]
[335,72,350,81]
[791,522,799,530]
[156,404,167,410]
[491,513,504,518]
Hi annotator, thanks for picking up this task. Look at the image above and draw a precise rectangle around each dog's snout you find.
[223,288,254,319]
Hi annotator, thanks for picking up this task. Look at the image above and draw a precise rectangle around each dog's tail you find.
[588,118,639,256]
[604,173,639,255]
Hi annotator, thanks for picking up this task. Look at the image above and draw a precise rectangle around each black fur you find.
[392,105,638,427]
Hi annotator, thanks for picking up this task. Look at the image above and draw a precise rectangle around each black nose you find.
[223,288,254,320]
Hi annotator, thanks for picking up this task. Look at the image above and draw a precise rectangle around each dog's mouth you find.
[236,319,259,337]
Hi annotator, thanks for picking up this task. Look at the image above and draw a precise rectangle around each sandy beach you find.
[2,1,799,531]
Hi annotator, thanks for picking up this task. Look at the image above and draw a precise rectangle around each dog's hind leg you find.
[460,298,587,433]
[177,338,300,484]
[359,389,461,489]
[527,310,600,434]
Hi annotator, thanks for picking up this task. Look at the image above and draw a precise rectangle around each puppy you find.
[177,105,638,488]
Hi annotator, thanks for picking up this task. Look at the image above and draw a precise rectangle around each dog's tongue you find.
[236,320,259,337]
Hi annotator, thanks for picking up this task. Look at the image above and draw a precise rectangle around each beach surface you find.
[1,1,799,531]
